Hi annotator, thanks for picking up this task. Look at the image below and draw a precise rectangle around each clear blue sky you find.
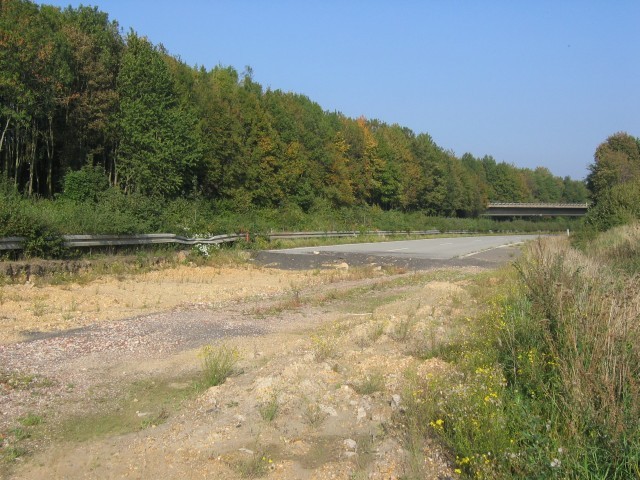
[39,0,640,180]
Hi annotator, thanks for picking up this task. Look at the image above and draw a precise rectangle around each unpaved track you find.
[1,273,390,433]
[0,261,495,479]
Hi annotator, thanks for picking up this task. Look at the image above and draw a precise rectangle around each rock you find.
[357,407,367,421]
[239,448,254,455]
[390,394,402,410]
[359,397,372,411]
[344,438,357,451]
[234,414,245,427]
[254,376,274,391]
[335,262,349,270]
[176,250,190,262]
[320,404,338,417]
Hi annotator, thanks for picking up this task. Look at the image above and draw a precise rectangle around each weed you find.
[140,408,169,429]
[18,413,43,426]
[303,403,328,428]
[369,321,385,341]
[251,287,306,316]
[259,393,279,422]
[353,372,385,395]
[311,334,336,362]
[199,343,240,388]
[391,316,415,342]
[3,446,27,461]
[0,371,36,390]
[381,265,408,275]
[10,427,30,441]
[354,335,371,349]
[31,299,47,317]
[401,430,428,480]
[235,450,273,478]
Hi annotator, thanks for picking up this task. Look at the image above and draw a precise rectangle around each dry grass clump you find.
[199,343,241,388]
[582,221,640,274]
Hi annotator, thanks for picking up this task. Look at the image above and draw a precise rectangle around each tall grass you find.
[581,222,640,275]
[515,236,640,476]
[406,227,640,478]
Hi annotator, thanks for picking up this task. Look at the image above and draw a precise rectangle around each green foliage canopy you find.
[0,0,588,220]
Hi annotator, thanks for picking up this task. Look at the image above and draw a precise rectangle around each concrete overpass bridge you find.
[482,202,589,217]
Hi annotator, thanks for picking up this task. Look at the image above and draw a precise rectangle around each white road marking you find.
[459,241,526,258]
[386,247,409,252]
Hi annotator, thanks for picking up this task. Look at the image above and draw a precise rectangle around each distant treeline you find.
[0,0,588,216]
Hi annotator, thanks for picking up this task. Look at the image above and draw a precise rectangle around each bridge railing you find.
[487,202,589,208]
[483,202,589,217]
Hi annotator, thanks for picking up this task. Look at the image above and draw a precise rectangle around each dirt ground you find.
[0,259,487,479]
[0,263,326,345]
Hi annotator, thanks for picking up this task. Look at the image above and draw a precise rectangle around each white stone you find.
[344,438,357,451]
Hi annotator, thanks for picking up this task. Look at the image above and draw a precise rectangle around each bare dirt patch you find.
[0,261,485,479]
[0,264,325,345]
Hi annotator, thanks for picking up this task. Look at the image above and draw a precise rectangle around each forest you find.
[0,0,588,221]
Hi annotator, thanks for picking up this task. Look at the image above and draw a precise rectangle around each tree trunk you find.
[0,116,10,157]
[28,122,36,196]
[46,116,54,196]
[14,127,20,188]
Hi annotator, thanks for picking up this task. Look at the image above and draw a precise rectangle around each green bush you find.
[62,165,110,202]
[585,181,640,231]
[0,180,65,258]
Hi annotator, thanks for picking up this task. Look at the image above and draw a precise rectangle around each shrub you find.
[62,165,110,202]
[0,187,65,258]
[585,180,640,231]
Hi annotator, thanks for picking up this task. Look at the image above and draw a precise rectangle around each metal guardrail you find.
[266,229,441,240]
[0,233,244,251]
[0,230,450,251]
[62,233,244,248]
[0,237,26,250]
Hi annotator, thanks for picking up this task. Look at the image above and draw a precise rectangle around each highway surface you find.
[255,234,545,270]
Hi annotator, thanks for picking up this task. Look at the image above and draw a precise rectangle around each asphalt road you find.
[254,234,545,270]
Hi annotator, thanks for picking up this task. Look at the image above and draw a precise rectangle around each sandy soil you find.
[0,264,325,345]
[0,260,484,479]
